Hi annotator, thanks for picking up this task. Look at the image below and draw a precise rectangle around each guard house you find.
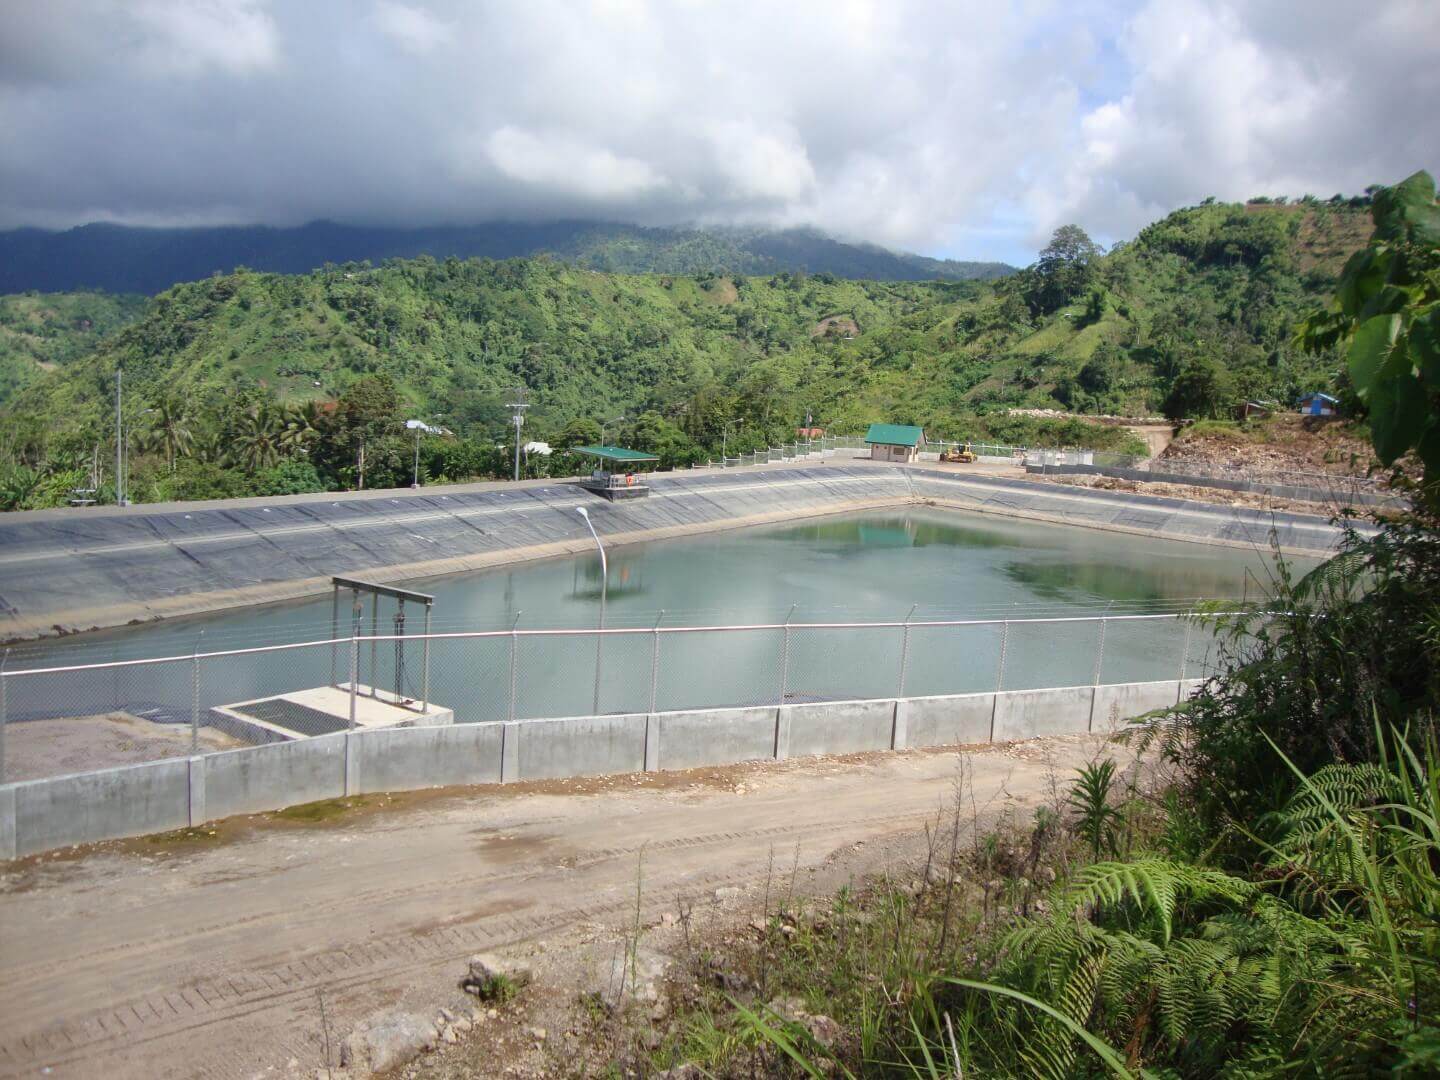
[1297,392,1338,417]
[864,423,926,463]
[574,445,660,500]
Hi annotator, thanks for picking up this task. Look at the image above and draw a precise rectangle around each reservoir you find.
[11,507,1287,725]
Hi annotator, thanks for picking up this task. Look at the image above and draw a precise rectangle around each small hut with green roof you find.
[573,445,660,500]
[864,423,926,463]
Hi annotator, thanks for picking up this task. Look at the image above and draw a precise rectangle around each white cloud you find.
[482,126,669,202]
[0,0,1435,263]
[370,1,451,56]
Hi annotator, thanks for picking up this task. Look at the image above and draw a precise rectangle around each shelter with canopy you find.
[573,445,660,500]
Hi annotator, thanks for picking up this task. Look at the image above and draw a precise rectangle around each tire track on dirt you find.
[0,806,941,1077]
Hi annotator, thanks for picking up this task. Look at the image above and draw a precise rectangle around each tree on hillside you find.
[1163,356,1231,420]
[555,417,601,449]
[1300,170,1440,504]
[1025,224,1102,315]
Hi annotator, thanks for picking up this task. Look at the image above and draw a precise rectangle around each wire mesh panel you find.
[652,627,784,712]
[901,622,1007,697]
[784,624,902,703]
[1001,619,1098,690]
[418,634,512,724]
[1095,617,1186,685]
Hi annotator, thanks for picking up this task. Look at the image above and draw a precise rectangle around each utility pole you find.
[358,435,366,491]
[114,368,124,506]
[505,387,530,482]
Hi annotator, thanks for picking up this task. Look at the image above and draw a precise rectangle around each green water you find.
[12,508,1283,725]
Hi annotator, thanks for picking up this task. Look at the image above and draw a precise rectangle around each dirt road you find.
[0,738,1107,1079]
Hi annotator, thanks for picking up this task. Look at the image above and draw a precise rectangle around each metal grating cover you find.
[229,697,351,737]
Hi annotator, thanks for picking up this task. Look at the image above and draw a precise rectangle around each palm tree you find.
[280,401,322,454]
[148,395,193,472]
[234,405,285,472]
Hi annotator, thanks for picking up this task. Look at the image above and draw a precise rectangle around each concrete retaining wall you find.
[11,758,192,854]
[512,713,648,781]
[204,734,347,820]
[1,678,1204,859]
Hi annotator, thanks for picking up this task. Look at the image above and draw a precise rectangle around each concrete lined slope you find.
[910,470,1359,555]
[0,463,1353,642]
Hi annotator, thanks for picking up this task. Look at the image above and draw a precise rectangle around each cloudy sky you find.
[1,0,1436,264]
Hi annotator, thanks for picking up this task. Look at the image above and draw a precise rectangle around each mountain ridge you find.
[0,219,1014,296]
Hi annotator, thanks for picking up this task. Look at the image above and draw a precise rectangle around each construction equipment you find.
[940,442,977,464]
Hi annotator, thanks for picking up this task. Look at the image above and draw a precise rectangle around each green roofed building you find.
[573,445,660,500]
[864,423,925,463]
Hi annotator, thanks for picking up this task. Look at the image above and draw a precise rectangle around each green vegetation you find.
[0,290,146,403]
[633,175,1440,1078]
[0,193,1377,508]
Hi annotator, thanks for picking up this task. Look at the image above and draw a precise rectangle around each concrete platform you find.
[213,684,454,741]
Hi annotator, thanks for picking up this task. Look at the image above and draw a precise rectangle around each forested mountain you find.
[0,220,1014,296]
[0,195,1375,508]
[0,291,148,403]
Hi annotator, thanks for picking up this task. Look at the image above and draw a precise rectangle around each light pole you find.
[576,506,607,714]
[599,415,625,446]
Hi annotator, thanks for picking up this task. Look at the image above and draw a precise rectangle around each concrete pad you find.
[784,700,894,758]
[213,685,454,742]
[992,685,1093,741]
[655,706,779,770]
[514,714,647,781]
[899,693,996,748]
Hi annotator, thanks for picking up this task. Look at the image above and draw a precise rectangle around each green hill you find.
[0,291,147,404]
[0,196,1375,507]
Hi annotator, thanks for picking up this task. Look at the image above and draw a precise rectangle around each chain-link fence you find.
[0,611,1240,784]
[692,435,1030,469]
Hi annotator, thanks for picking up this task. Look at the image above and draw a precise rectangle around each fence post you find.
[779,604,796,706]
[330,586,339,688]
[421,603,431,714]
[0,648,8,783]
[897,603,916,698]
[995,621,1009,691]
[1178,617,1194,681]
[348,632,358,730]
[649,610,665,714]
[1093,618,1109,685]
[190,637,201,754]
[369,593,379,698]
[507,611,522,723]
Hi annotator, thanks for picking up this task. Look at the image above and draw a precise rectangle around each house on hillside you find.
[1237,400,1277,420]
[1297,392,1338,417]
[864,423,925,463]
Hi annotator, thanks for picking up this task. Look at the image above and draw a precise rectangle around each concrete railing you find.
[0,677,1199,860]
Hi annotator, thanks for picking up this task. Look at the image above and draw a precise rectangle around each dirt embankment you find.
[1160,415,1377,478]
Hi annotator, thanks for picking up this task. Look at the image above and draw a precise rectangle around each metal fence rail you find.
[0,611,1241,783]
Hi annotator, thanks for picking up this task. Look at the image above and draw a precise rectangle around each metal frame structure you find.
[329,576,435,717]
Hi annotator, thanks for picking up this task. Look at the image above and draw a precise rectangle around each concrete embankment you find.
[0,463,1357,642]
[0,678,1196,859]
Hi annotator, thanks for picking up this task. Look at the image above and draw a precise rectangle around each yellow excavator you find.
[940,442,977,464]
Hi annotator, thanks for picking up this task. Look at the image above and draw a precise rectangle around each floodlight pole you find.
[577,506,607,714]
[114,368,124,506]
